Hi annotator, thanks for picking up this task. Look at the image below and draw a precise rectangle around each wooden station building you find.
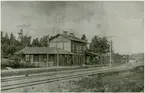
[15,31,88,67]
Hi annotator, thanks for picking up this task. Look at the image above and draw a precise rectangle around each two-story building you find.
[49,31,87,66]
[15,31,88,67]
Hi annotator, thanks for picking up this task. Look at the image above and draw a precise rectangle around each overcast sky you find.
[1,1,144,54]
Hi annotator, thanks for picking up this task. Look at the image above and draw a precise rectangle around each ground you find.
[3,64,144,92]
[65,66,144,92]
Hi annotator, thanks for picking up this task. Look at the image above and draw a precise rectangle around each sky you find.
[1,1,144,54]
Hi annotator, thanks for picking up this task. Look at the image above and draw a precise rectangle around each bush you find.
[1,57,38,69]
[1,58,10,69]
[67,66,144,92]
[9,55,21,62]
[69,74,105,92]
[18,62,38,68]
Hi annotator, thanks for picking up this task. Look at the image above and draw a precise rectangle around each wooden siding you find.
[22,35,87,67]
[71,41,86,54]
[50,35,70,42]
[23,54,86,67]
[49,35,71,52]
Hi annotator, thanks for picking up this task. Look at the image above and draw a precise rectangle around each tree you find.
[18,29,23,42]
[89,36,110,54]
[81,34,87,41]
[4,32,9,44]
[1,31,32,58]
[10,32,16,45]
[1,31,3,39]
[17,29,32,47]
[1,32,10,57]
[40,35,49,47]
[1,31,3,37]
[2,42,9,57]
[9,44,17,55]
[32,38,40,47]
[22,34,32,47]
[8,33,17,55]
[1,31,4,44]
[26,36,32,47]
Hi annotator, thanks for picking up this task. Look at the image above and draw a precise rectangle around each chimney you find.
[69,33,74,37]
[63,31,67,35]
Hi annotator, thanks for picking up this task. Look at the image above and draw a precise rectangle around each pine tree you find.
[2,32,10,57]
[10,32,16,45]
[1,31,4,45]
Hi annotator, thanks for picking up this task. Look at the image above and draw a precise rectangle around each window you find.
[58,42,63,49]
[72,43,74,52]
[75,45,77,52]
[50,42,57,48]
[34,54,39,62]
[26,55,30,62]
[83,46,85,51]
[77,46,79,52]
[81,46,83,52]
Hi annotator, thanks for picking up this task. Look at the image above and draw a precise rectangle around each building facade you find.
[49,31,87,66]
[15,31,88,67]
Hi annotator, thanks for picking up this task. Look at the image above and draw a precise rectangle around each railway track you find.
[1,66,111,82]
[1,63,143,91]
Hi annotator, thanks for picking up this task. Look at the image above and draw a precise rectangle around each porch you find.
[21,54,75,67]
[15,47,86,67]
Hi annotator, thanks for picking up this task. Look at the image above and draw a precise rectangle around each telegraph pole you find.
[56,40,59,68]
[96,35,115,66]
[56,39,61,89]
[52,2,67,90]
[109,40,112,66]
[106,36,114,66]
[97,34,136,66]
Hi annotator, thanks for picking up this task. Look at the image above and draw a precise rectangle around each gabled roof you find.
[14,47,74,55]
[49,34,87,43]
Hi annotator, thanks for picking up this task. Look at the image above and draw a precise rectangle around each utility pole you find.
[56,40,59,68]
[109,40,112,66]
[106,36,114,66]
[101,36,114,66]
[51,2,67,90]
[97,34,136,66]
[96,35,115,66]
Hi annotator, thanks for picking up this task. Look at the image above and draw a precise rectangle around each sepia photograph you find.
[1,1,144,92]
